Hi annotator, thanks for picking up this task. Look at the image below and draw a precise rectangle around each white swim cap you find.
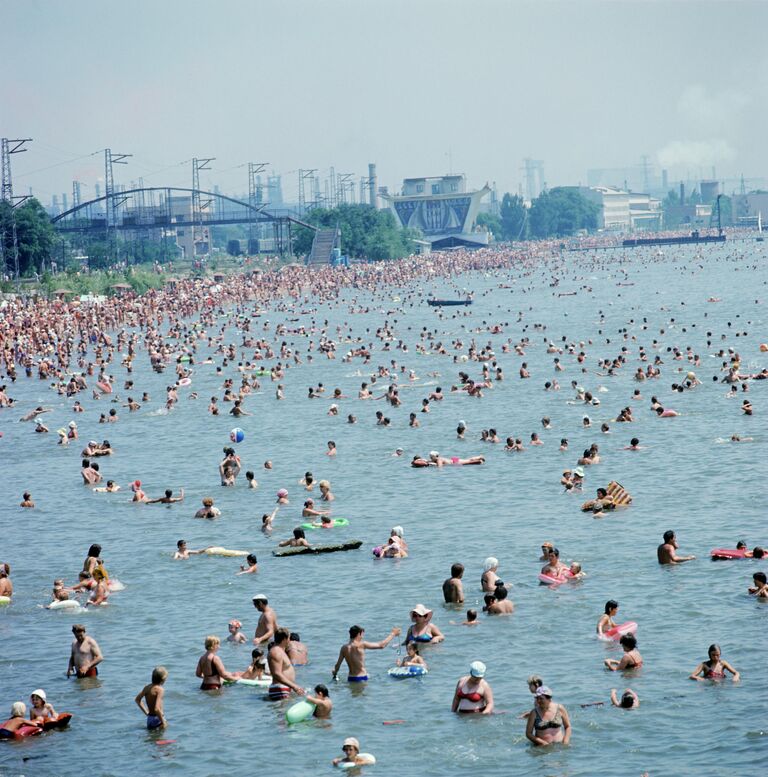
[484,557,499,571]
[391,526,404,537]
[31,689,46,701]
[429,450,439,458]
[470,661,486,678]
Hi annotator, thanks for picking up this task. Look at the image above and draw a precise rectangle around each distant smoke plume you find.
[657,139,735,170]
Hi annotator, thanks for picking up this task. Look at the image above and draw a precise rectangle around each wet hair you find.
[177,540,186,548]
[349,625,364,639]
[754,547,766,559]
[494,583,508,600]
[87,544,101,558]
[314,684,329,697]
[290,632,300,641]
[753,572,767,585]
[549,547,560,557]
[466,609,477,622]
[482,593,495,611]
[630,437,639,446]
[620,692,635,708]
[246,554,257,565]
[407,643,420,654]
[245,471,255,480]
[152,666,168,684]
[663,530,675,543]
[451,563,464,578]
[273,628,290,645]
[250,648,265,663]
[619,634,637,651]
[293,528,306,539]
[708,643,720,657]
[605,600,619,614]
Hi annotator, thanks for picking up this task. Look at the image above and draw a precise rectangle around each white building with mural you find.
[382,175,490,249]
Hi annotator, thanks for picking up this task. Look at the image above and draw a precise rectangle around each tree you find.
[529,188,599,238]
[476,212,503,241]
[500,193,528,240]
[0,198,56,276]
[293,204,417,260]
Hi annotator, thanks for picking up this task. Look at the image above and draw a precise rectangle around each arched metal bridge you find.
[51,186,315,233]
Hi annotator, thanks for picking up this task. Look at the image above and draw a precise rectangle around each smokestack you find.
[662,169,668,192]
[368,163,377,208]
[679,181,685,204]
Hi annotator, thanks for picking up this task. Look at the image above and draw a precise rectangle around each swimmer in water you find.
[237,554,258,575]
[596,600,619,637]
[605,634,643,671]
[406,604,445,643]
[173,540,212,560]
[146,488,184,504]
[452,661,494,715]
[610,688,639,708]
[481,557,500,591]
[332,624,401,682]
[442,563,465,603]
[689,644,740,682]
[657,530,695,564]
[135,666,168,729]
[397,642,428,670]
[226,620,247,644]
[306,684,332,719]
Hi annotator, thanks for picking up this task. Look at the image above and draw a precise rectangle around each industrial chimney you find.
[368,163,378,208]
[679,181,685,204]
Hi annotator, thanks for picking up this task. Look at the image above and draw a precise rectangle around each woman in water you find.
[451,661,493,714]
[689,644,740,682]
[83,544,102,576]
[85,567,109,607]
[481,557,500,591]
[605,634,643,671]
[525,686,571,746]
[596,600,619,637]
[610,688,639,708]
[405,604,444,644]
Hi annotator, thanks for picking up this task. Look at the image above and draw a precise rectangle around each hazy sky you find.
[4,0,767,204]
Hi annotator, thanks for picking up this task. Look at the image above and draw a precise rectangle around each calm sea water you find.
[1,243,767,777]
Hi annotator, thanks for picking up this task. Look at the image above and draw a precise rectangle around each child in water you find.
[239,649,268,680]
[397,642,428,670]
[227,620,246,643]
[29,690,56,722]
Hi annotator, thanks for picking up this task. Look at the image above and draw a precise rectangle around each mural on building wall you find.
[393,196,472,236]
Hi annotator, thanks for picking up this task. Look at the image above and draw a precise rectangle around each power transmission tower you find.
[248,162,268,252]
[192,157,215,257]
[640,155,651,193]
[336,173,353,205]
[298,169,317,214]
[104,148,131,260]
[1,137,33,278]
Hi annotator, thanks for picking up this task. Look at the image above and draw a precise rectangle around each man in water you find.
[657,530,696,564]
[443,563,465,603]
[287,632,309,665]
[67,624,103,678]
[146,488,184,504]
[267,628,304,700]
[332,624,401,682]
[252,595,277,646]
[135,666,168,729]
[173,540,212,559]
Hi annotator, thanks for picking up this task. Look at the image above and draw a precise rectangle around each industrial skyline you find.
[3,0,768,206]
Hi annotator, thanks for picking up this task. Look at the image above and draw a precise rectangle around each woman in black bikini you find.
[525,686,571,745]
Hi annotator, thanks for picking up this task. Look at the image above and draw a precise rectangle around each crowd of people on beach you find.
[1,237,764,769]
